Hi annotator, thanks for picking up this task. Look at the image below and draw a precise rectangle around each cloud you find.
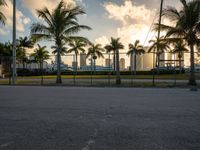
[95,36,110,46]
[103,0,155,25]
[98,0,156,50]
[0,0,31,33]
[22,0,78,17]
[0,29,7,35]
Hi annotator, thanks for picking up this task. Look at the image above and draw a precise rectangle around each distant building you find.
[129,47,154,71]
[120,58,125,70]
[105,59,112,67]
[80,53,87,67]
[142,53,154,70]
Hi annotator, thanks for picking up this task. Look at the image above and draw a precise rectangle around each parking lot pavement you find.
[0,86,200,150]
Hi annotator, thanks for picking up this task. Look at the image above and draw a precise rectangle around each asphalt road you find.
[0,86,200,150]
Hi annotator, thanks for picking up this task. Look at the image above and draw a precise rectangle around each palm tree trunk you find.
[73,54,77,85]
[157,54,160,75]
[116,49,121,85]
[90,56,93,85]
[23,60,25,70]
[134,53,137,75]
[130,53,133,71]
[189,45,196,85]
[94,59,96,75]
[56,47,62,84]
[130,53,134,85]
[40,62,44,85]
[113,51,116,71]
[178,52,182,74]
[75,54,78,76]
[108,52,111,85]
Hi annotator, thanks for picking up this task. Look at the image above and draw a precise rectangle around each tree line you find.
[0,0,199,85]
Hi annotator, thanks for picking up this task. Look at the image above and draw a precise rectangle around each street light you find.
[12,0,16,85]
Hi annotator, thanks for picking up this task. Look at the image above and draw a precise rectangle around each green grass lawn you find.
[1,73,199,88]
[15,73,200,80]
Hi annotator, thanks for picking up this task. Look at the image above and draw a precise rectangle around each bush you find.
[16,69,185,76]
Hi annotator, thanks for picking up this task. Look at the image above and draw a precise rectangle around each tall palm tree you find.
[86,43,104,73]
[0,0,7,25]
[31,0,91,84]
[127,40,145,75]
[17,36,34,69]
[68,39,87,72]
[158,0,200,85]
[51,40,68,56]
[148,36,170,74]
[105,38,124,85]
[31,44,50,84]
[171,39,189,74]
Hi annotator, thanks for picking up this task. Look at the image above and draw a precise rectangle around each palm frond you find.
[63,25,91,35]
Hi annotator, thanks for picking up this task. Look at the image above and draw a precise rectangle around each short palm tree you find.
[148,36,170,74]
[159,0,200,85]
[171,39,189,74]
[0,0,7,25]
[0,42,12,78]
[105,38,124,85]
[31,44,50,84]
[31,0,91,84]
[68,39,87,72]
[17,36,34,69]
[68,39,87,84]
[86,43,104,73]
[127,40,145,75]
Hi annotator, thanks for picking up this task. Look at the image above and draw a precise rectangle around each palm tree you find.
[86,43,104,73]
[31,44,50,84]
[68,39,87,72]
[0,42,12,81]
[171,39,189,74]
[127,40,145,75]
[68,39,87,84]
[17,36,34,69]
[51,40,68,56]
[105,38,124,85]
[158,0,200,85]
[0,0,7,25]
[31,0,91,84]
[148,36,170,74]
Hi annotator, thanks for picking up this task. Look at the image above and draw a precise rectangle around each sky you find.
[0,0,182,46]
[0,0,188,67]
[0,0,189,68]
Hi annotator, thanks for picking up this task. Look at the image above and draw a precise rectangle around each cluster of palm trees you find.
[0,0,199,85]
[156,0,200,85]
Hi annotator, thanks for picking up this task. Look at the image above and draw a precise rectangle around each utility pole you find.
[12,0,16,85]
[153,0,164,86]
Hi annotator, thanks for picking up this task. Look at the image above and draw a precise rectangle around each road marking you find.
[0,142,14,148]
[81,129,98,150]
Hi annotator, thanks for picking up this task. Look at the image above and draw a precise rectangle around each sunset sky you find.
[0,0,182,49]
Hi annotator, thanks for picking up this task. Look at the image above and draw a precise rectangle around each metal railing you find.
[0,52,199,87]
